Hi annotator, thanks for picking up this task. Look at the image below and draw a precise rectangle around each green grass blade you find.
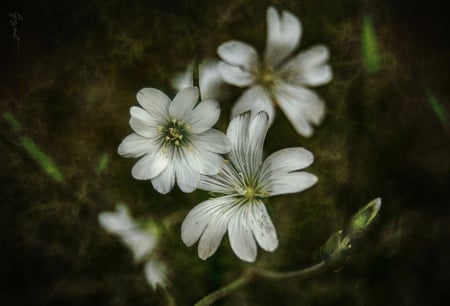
[3,112,22,132]
[427,90,448,125]
[20,137,64,183]
[362,15,381,73]
[97,153,110,174]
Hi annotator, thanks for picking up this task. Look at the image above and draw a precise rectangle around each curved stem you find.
[194,269,254,306]
[194,261,328,306]
[252,261,327,280]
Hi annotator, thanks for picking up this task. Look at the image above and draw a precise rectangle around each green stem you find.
[194,269,254,306]
[194,261,328,306]
[193,59,202,103]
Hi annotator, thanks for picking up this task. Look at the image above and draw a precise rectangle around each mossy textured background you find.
[1,0,450,305]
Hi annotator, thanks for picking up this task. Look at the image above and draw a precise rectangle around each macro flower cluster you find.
[100,5,336,291]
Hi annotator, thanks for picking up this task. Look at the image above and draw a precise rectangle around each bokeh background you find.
[1,0,449,305]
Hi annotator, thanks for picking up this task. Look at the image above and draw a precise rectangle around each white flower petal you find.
[275,83,325,137]
[231,85,276,126]
[99,205,157,262]
[198,207,235,260]
[217,40,259,70]
[295,65,333,87]
[144,259,168,290]
[228,206,258,262]
[265,7,302,67]
[249,201,278,252]
[262,147,314,174]
[131,149,169,180]
[171,60,223,100]
[198,164,241,194]
[287,45,330,69]
[217,61,255,87]
[136,88,171,122]
[248,111,270,170]
[267,172,318,196]
[118,133,155,158]
[195,148,224,176]
[169,87,199,120]
[174,150,200,193]
[226,111,251,175]
[191,129,231,154]
[123,229,156,262]
[188,99,220,133]
[282,45,332,86]
[181,197,236,247]
[151,157,175,194]
[98,205,134,234]
[129,106,160,138]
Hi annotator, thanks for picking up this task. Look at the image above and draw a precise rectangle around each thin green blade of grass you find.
[3,112,22,132]
[362,15,381,73]
[20,137,64,183]
[427,90,448,126]
[97,153,110,174]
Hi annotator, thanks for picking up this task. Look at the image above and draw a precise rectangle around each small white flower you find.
[144,259,168,290]
[118,86,231,194]
[171,59,223,100]
[217,6,332,137]
[98,205,157,262]
[181,111,317,262]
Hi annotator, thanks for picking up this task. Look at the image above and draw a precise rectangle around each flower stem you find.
[193,58,202,103]
[194,261,328,306]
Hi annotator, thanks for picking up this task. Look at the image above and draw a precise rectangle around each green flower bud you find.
[349,197,382,236]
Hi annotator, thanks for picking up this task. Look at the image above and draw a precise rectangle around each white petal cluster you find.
[217,6,332,137]
[181,111,317,262]
[171,59,223,100]
[118,86,231,194]
[98,205,168,290]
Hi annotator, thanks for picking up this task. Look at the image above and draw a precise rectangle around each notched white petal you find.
[169,87,199,119]
[218,40,259,69]
[217,61,255,87]
[188,99,220,133]
[262,147,314,174]
[231,86,276,126]
[268,172,318,196]
[136,88,171,121]
[265,6,302,66]
[275,84,325,137]
[174,151,200,193]
[228,209,258,262]
[118,133,154,158]
[250,202,278,252]
[131,150,169,180]
[151,160,175,194]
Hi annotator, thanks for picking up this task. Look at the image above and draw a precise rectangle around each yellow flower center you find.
[161,118,190,150]
[244,186,256,200]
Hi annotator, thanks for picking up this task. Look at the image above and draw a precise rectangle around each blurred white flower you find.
[217,6,332,137]
[118,86,231,194]
[181,111,317,262]
[171,59,223,100]
[99,205,169,290]
[144,259,168,290]
[98,205,158,262]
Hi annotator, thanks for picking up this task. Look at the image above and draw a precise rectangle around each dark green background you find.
[1,0,449,305]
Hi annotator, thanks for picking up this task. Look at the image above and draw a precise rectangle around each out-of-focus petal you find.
[264,7,302,67]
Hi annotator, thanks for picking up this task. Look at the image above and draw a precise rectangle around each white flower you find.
[98,205,157,262]
[181,111,318,262]
[144,259,168,290]
[118,86,231,194]
[217,6,332,137]
[171,59,223,100]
